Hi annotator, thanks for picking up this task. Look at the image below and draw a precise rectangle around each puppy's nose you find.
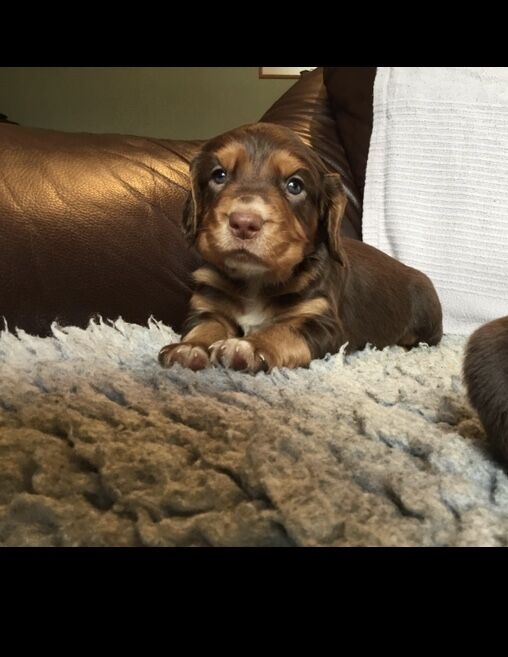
[228,212,263,240]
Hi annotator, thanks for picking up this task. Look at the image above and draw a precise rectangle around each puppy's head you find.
[183,123,347,282]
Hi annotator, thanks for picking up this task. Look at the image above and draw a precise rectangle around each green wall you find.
[0,67,294,139]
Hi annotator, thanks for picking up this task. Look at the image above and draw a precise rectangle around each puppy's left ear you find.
[322,173,348,266]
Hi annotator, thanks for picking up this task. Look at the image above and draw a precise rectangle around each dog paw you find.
[209,338,268,374]
[158,343,211,371]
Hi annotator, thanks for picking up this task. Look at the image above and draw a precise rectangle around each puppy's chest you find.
[235,297,272,336]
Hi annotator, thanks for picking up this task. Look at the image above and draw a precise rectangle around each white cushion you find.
[363,67,508,335]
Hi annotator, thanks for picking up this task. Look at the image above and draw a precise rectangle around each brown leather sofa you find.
[0,67,376,336]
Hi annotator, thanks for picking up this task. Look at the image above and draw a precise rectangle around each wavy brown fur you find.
[464,316,508,463]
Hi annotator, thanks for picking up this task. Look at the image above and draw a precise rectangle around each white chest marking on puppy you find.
[237,305,269,336]
[236,284,270,336]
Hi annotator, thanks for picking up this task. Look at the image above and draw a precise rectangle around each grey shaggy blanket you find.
[1,318,507,547]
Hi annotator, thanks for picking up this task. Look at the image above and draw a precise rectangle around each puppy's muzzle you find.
[228,212,263,240]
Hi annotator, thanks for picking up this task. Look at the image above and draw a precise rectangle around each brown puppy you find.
[159,123,443,374]
[464,316,508,463]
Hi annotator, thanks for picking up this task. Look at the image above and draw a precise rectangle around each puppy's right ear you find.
[182,189,197,245]
[181,157,201,245]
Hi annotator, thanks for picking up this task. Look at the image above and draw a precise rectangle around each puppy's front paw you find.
[158,342,211,371]
[209,338,268,374]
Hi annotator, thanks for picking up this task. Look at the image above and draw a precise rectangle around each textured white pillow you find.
[363,67,508,336]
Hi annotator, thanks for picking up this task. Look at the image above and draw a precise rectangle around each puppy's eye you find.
[211,168,228,185]
[286,177,304,195]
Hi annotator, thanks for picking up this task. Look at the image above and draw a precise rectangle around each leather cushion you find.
[0,125,201,335]
[323,67,377,216]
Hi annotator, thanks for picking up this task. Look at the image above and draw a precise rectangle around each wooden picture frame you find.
[259,67,316,79]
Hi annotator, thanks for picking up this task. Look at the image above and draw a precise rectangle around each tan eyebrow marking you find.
[267,149,308,178]
[215,142,248,172]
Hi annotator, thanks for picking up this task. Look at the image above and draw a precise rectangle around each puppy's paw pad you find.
[158,343,210,371]
[209,338,266,373]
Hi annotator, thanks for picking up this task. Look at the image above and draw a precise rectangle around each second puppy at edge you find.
[159,123,443,374]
